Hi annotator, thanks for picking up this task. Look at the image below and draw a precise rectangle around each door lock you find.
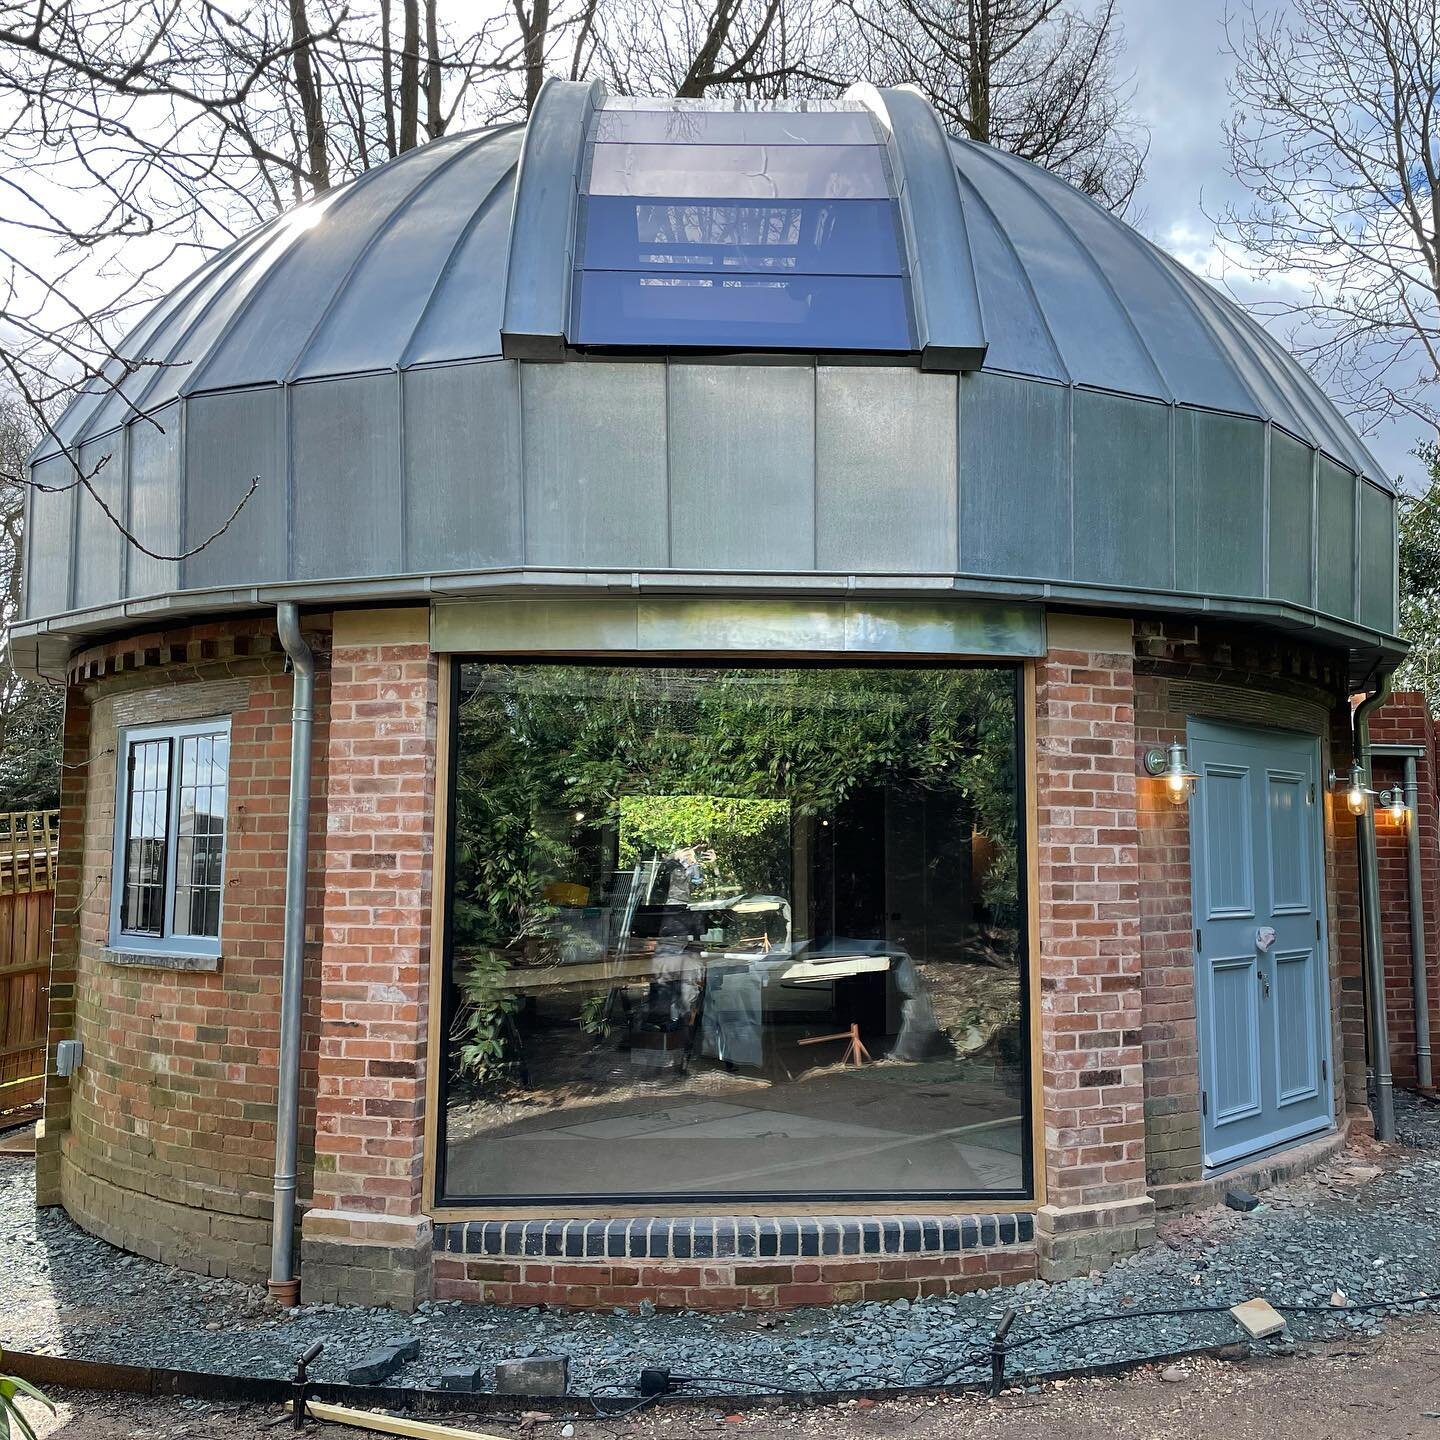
[1258,969,1271,998]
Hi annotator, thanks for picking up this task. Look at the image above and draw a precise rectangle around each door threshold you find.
[1203,1121,1336,1178]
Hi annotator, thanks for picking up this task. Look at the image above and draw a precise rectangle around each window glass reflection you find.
[579,197,904,275]
[571,272,914,350]
[441,664,1029,1202]
[587,143,891,200]
[591,108,881,147]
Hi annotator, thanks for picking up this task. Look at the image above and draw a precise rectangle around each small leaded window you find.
[111,720,230,955]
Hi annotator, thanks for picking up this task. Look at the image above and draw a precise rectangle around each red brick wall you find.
[1033,617,1148,1212]
[310,613,437,1221]
[1370,692,1440,1090]
[45,619,331,1278]
[432,1248,1037,1310]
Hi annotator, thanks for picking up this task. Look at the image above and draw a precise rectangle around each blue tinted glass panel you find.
[592,108,880,146]
[579,196,904,275]
[571,271,914,350]
[587,143,890,199]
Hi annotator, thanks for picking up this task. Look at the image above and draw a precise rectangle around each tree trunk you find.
[399,0,420,152]
[288,0,331,193]
[381,0,397,158]
[424,0,444,139]
[966,0,991,143]
[520,0,551,112]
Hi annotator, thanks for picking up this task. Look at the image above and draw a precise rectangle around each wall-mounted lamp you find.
[1378,785,1411,825]
[1328,766,1372,817]
[1144,739,1198,806]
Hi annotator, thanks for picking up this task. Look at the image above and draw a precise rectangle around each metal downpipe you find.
[269,603,314,1301]
[1355,673,1396,1141]
[1405,755,1434,1092]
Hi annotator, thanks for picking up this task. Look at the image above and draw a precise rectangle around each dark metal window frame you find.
[434,654,1034,1209]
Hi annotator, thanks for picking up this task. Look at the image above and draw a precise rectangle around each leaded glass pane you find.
[171,731,229,939]
[121,738,171,935]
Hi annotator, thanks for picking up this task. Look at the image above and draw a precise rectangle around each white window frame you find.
[109,717,232,959]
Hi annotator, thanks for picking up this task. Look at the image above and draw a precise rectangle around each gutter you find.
[269,602,315,1303]
[1354,672,1396,1141]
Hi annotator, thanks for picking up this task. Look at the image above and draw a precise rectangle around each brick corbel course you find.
[300,609,436,1311]
[1034,616,1155,1278]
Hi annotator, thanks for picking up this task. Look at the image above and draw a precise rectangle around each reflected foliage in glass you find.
[440,663,1028,1202]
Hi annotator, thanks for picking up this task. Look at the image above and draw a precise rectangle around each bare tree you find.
[0,397,60,809]
[1220,0,1440,439]
[591,0,844,100]
[842,0,1145,211]
[0,0,508,545]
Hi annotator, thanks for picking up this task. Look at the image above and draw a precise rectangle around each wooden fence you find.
[0,811,59,1113]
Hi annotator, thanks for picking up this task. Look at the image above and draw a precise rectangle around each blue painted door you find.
[1189,720,1334,1169]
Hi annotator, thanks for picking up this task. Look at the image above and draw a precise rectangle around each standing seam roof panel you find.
[401,158,520,366]
[53,215,289,453]
[31,105,1392,492]
[949,163,1068,381]
[951,141,1167,398]
[184,131,483,394]
[290,127,521,380]
[1005,152,1259,416]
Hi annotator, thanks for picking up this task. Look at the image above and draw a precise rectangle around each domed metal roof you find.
[18,82,1398,680]
[40,101,1378,479]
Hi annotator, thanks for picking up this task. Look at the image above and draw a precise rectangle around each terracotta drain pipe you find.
[1403,753,1434,1093]
[268,603,314,1305]
[1355,672,1396,1141]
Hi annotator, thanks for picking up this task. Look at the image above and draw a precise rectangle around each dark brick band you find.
[434,1213,1035,1262]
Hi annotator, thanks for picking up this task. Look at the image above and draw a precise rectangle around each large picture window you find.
[110,719,230,956]
[438,663,1030,1203]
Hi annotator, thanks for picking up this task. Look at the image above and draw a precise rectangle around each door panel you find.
[1266,770,1310,914]
[1273,948,1321,1106]
[1190,721,1333,1169]
[1208,956,1262,1122]
[1203,765,1254,917]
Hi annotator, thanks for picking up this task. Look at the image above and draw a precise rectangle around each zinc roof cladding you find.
[35,98,1386,491]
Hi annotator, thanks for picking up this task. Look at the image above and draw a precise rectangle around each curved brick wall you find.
[34,606,1370,1309]
[39,619,332,1281]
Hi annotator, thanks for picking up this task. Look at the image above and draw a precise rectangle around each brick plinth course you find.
[432,1247,1038,1310]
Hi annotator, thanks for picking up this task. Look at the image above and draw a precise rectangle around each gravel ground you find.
[5,1100,1440,1402]
[21,1318,1440,1439]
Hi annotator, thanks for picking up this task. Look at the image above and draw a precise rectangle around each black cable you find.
[586,1391,665,1418]
[1003,1289,1440,1357]
[672,1372,822,1394]
[580,1287,1440,1412]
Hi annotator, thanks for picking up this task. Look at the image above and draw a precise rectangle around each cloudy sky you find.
[1122,0,1426,488]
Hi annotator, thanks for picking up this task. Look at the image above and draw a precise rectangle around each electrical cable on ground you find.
[620,1286,1440,1403]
